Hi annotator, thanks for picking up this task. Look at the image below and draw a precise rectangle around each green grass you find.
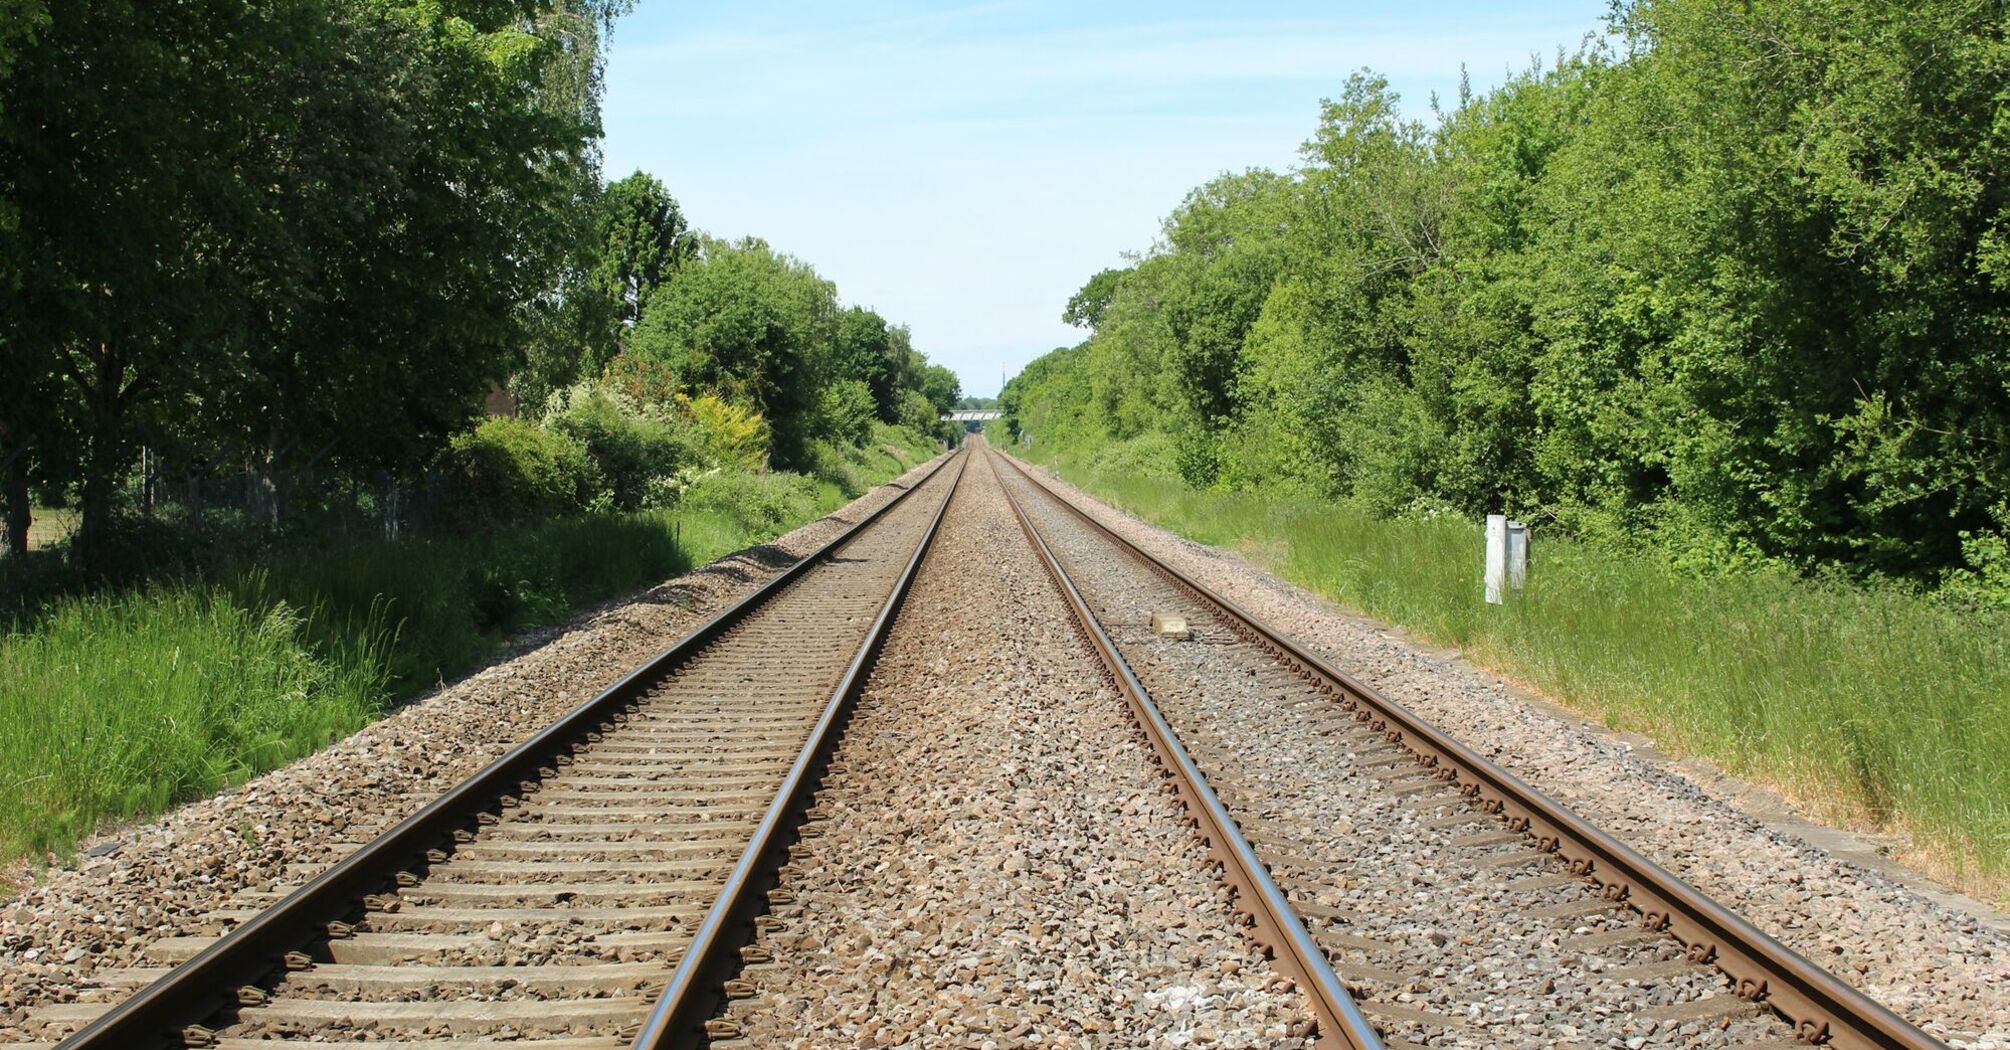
[0,588,386,858]
[0,447,937,867]
[1021,438,2010,894]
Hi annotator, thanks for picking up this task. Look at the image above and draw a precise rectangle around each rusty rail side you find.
[632,451,969,1049]
[989,448,1385,1050]
[991,448,1946,1050]
[56,451,961,1050]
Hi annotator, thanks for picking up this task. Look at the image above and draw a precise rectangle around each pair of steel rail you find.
[986,444,1944,1050]
[55,451,966,1050]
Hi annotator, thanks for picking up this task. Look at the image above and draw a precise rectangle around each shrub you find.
[679,393,769,471]
[680,470,828,532]
[896,388,941,438]
[441,417,589,523]
[1084,430,1182,482]
[545,382,686,511]
[816,378,878,448]
[1941,503,2010,611]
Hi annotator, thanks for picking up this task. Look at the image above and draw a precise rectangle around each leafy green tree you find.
[832,307,904,422]
[2,0,274,568]
[1012,0,2010,582]
[1063,268,1130,330]
[591,172,695,353]
[628,237,839,466]
[1,0,610,568]
[918,363,961,417]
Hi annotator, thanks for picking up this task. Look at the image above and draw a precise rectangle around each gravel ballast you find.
[721,448,1312,1049]
[6,439,2002,1047]
[1003,450,2009,1050]
[999,451,1790,1048]
[0,455,945,1044]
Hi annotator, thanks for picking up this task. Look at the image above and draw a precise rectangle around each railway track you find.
[985,444,1947,1050]
[42,450,967,1050]
[15,439,1961,1050]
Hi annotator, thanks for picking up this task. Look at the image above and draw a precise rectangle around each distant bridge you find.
[943,410,1001,422]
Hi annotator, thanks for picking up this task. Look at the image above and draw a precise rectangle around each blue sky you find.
[601,1,1612,398]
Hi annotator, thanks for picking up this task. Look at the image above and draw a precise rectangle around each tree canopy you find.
[0,0,957,572]
[1006,0,2010,583]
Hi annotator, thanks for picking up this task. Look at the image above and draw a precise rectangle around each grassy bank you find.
[0,433,938,866]
[1013,435,2010,896]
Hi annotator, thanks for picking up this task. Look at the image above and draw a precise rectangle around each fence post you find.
[1506,519,1528,591]
[1485,514,1507,604]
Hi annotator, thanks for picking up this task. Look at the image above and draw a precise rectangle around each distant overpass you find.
[943,410,1001,422]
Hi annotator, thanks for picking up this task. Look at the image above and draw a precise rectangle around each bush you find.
[545,383,687,511]
[1083,430,1183,482]
[816,378,878,448]
[441,417,589,523]
[896,388,941,438]
[804,422,938,499]
[1941,503,2010,612]
[679,393,769,471]
[681,470,831,532]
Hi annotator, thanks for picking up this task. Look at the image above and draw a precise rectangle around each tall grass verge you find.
[0,589,385,858]
[0,446,937,866]
[1021,439,2010,894]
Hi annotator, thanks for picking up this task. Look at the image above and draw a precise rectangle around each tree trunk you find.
[186,470,205,529]
[140,446,155,518]
[74,369,129,579]
[75,437,118,578]
[2,448,29,558]
[381,475,401,541]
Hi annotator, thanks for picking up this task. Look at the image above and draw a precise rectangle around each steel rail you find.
[55,451,962,1050]
[633,451,969,1049]
[988,447,1385,1050]
[991,447,1947,1050]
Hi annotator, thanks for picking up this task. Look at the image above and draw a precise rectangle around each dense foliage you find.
[0,0,625,568]
[0,0,962,582]
[1004,0,2010,592]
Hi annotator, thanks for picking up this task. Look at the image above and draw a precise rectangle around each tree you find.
[918,363,961,418]
[627,238,839,466]
[2,0,267,569]
[832,308,893,418]
[0,0,608,566]
[591,172,694,355]
[1012,0,2010,580]
[1063,268,1130,330]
